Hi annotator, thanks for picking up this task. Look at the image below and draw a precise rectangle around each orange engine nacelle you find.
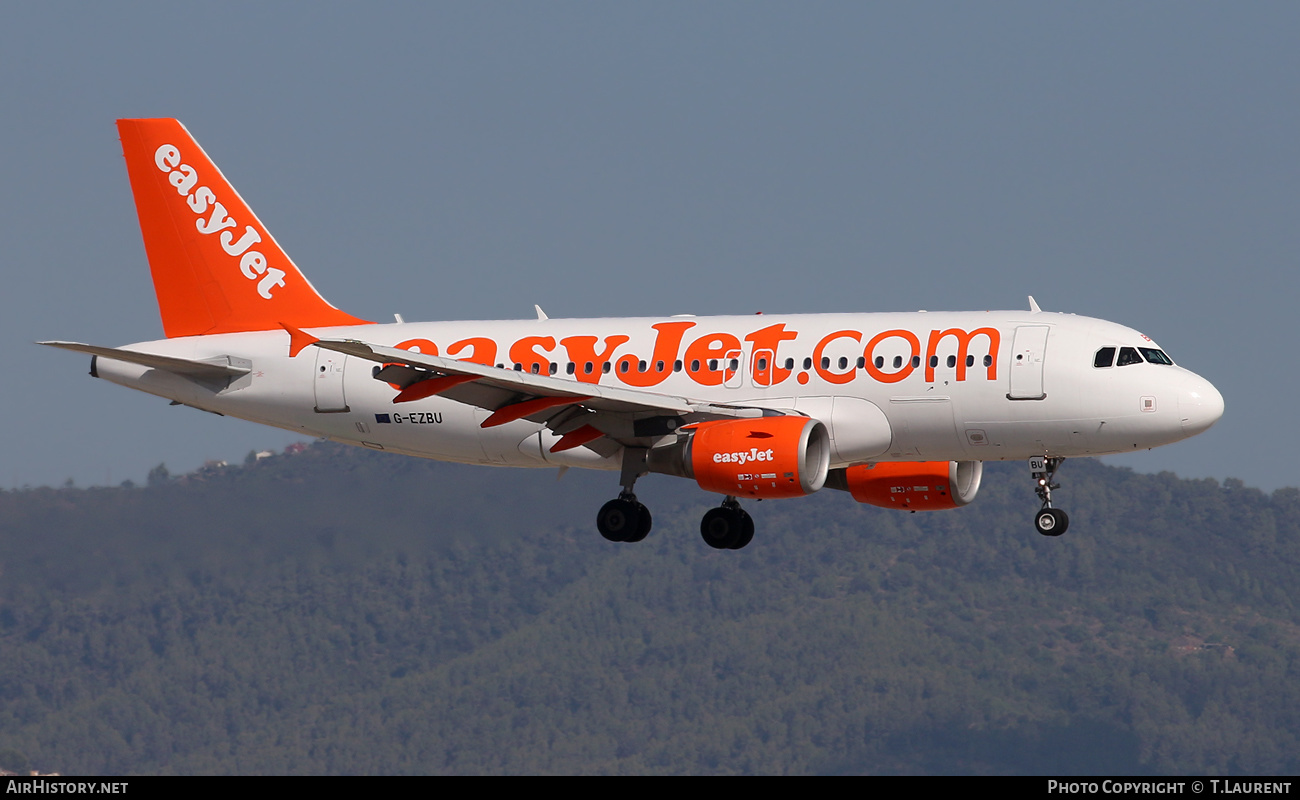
[686,416,831,499]
[839,460,983,510]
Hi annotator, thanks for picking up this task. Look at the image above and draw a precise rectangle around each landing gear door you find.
[314,349,350,413]
[1008,325,1049,400]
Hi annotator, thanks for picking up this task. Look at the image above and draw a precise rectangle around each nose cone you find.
[1178,374,1224,437]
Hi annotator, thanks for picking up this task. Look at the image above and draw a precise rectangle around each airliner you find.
[42,119,1224,549]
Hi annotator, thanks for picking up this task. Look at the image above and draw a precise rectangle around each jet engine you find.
[829,460,983,510]
[647,416,830,499]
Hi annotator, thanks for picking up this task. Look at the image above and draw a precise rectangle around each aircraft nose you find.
[1178,374,1224,437]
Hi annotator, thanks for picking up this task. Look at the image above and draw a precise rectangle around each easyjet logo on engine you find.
[713,448,776,465]
[153,144,286,300]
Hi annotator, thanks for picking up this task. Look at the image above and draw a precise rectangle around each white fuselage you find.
[91,310,1224,472]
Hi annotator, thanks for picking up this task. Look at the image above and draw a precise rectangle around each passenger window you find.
[584,361,593,374]
[756,357,768,371]
[602,362,611,374]
[1117,347,1142,367]
[966,355,974,368]
[783,358,794,370]
[983,355,992,368]
[892,356,902,369]
[857,356,865,369]
[837,356,848,370]
[1094,347,1115,368]
[803,357,812,370]
[876,356,885,369]
[674,360,682,372]
[690,360,700,372]
[911,356,921,368]
[946,355,956,368]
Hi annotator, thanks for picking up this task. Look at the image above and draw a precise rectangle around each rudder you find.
[117,118,370,337]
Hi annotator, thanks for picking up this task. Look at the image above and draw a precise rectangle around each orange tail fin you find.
[117,119,370,338]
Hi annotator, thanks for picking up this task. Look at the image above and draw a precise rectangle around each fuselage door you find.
[313,349,349,413]
[724,348,746,388]
[1007,325,1049,400]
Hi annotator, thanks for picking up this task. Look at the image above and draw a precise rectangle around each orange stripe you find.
[393,374,478,404]
[481,395,587,428]
[549,424,604,453]
[280,323,319,357]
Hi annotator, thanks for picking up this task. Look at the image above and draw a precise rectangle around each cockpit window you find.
[1140,348,1174,365]
[1093,347,1116,368]
[1116,347,1143,366]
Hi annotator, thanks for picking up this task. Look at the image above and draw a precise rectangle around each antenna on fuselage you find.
[1028,296,1042,313]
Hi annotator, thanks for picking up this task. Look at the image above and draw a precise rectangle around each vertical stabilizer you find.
[117,118,370,338]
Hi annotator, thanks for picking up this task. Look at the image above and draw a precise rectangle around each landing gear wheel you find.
[729,509,754,550]
[624,503,652,543]
[1035,507,1069,537]
[701,507,738,549]
[598,497,649,543]
[1029,457,1069,537]
[600,448,654,543]
[700,502,754,550]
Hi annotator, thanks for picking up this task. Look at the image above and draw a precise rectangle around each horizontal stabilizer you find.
[38,341,251,380]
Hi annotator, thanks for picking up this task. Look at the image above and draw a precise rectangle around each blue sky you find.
[2,3,1295,491]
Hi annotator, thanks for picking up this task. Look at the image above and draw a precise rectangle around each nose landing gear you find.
[1030,456,1069,536]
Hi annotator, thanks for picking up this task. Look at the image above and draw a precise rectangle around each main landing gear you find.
[596,492,756,550]
[1031,456,1069,536]
[595,447,755,549]
[596,493,652,543]
[700,496,754,550]
[598,447,653,543]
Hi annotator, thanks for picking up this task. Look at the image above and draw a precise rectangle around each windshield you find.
[1117,347,1143,366]
[1139,348,1174,365]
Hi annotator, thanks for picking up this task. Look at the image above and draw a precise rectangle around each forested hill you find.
[0,443,1297,775]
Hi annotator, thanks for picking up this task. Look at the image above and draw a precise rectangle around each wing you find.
[310,337,787,454]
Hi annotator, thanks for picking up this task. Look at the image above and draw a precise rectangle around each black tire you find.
[728,509,755,550]
[1034,508,1069,537]
[623,502,652,543]
[701,507,742,549]
[598,498,642,542]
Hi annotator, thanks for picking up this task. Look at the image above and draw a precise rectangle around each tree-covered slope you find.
[0,444,1296,774]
